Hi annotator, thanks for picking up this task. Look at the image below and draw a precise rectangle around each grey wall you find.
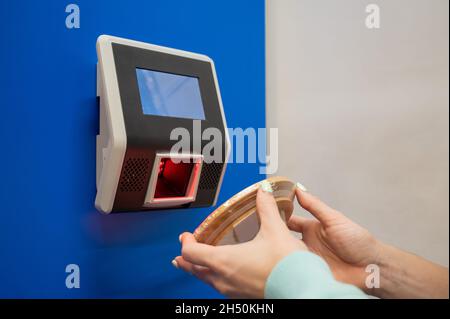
[266,0,449,266]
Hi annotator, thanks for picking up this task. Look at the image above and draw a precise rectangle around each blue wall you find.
[0,0,265,298]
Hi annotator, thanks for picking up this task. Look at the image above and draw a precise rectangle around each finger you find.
[174,257,211,278]
[287,214,313,233]
[256,181,287,232]
[174,256,198,273]
[295,188,341,225]
[174,256,216,285]
[180,232,219,269]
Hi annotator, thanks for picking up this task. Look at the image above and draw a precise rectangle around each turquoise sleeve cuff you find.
[264,251,368,299]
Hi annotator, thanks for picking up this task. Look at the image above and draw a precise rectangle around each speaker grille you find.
[119,158,151,192]
[199,162,223,190]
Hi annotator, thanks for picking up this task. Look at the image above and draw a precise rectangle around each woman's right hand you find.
[288,186,382,293]
[289,186,449,299]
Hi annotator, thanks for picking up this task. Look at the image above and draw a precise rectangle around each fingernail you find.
[260,180,273,193]
[178,234,183,243]
[296,182,308,192]
[171,259,179,269]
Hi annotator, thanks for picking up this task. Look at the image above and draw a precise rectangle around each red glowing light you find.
[158,159,166,175]
[154,158,197,199]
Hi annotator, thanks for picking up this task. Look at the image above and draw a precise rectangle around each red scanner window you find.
[154,158,195,199]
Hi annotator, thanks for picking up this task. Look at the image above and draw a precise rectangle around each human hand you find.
[288,185,381,292]
[173,181,308,298]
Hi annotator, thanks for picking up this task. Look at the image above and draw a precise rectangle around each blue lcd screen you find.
[135,68,206,120]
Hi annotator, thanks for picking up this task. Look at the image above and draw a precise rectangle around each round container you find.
[194,176,296,245]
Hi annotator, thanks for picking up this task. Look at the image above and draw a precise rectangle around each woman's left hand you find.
[173,182,308,298]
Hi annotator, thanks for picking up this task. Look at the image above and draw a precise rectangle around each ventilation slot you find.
[199,162,223,190]
[119,158,150,192]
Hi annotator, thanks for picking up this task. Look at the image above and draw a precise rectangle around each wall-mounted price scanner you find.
[95,35,230,213]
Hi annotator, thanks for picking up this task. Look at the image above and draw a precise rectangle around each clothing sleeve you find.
[264,251,368,299]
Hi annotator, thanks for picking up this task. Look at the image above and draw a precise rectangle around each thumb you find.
[295,187,342,225]
[256,180,288,233]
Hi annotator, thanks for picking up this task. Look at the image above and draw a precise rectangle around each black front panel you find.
[111,43,226,212]
[113,148,153,211]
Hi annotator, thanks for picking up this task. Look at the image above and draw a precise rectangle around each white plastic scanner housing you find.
[95,35,230,214]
